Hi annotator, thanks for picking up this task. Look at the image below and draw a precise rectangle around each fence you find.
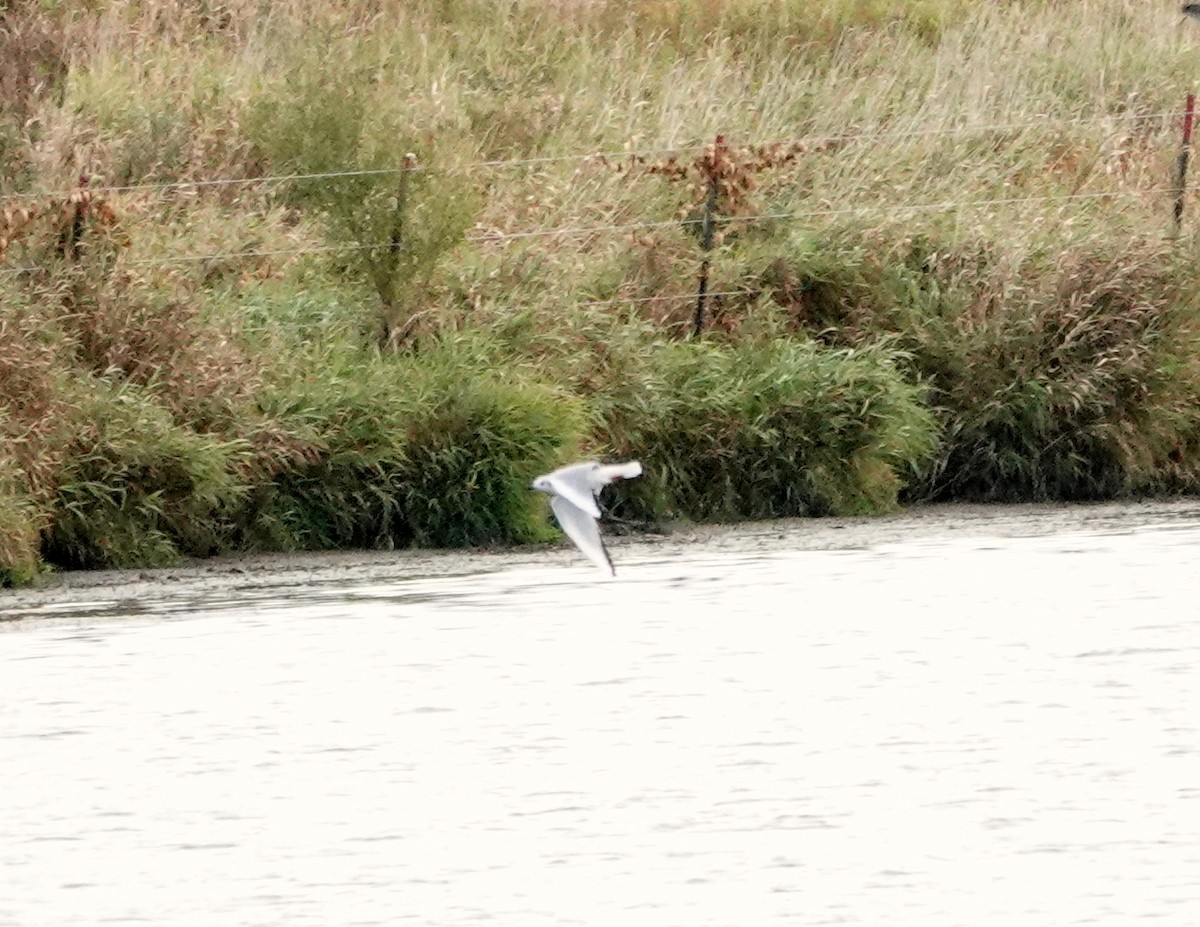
[1,104,1196,334]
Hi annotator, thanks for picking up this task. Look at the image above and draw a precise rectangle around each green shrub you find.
[253,338,585,550]
[593,334,937,520]
[757,225,1200,501]
[43,381,253,569]
[247,37,479,346]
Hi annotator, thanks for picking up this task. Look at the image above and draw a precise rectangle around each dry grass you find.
[4,0,1200,580]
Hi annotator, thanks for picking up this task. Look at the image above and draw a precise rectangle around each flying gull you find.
[531,460,643,575]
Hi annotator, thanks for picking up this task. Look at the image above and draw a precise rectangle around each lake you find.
[3,502,1198,926]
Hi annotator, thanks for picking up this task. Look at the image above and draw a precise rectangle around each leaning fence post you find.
[1172,93,1196,237]
[693,134,724,339]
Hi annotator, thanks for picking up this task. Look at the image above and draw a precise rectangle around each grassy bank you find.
[3,0,1200,584]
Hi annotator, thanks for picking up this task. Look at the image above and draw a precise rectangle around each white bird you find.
[531,460,643,575]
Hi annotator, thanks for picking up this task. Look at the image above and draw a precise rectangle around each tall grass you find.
[746,222,1200,500]
[3,0,1200,582]
[246,37,481,346]
[0,463,45,587]
[251,337,584,551]
[592,333,937,520]
[44,381,254,569]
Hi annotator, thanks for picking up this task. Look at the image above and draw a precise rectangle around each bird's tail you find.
[596,460,643,483]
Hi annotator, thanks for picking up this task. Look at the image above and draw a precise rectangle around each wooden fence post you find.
[693,134,724,339]
[60,174,91,261]
[1172,93,1196,237]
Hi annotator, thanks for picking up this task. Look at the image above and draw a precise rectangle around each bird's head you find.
[531,475,551,494]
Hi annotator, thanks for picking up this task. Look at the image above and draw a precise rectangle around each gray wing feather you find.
[545,460,643,518]
[549,495,614,576]
[546,466,603,518]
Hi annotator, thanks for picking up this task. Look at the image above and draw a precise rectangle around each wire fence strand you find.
[578,290,748,308]
[0,183,1177,278]
[0,108,1187,204]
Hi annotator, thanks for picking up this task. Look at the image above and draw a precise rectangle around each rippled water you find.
[2,515,1199,926]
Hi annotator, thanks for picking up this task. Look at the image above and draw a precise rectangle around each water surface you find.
[2,511,1198,926]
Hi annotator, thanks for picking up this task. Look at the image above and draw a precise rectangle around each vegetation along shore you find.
[3,0,1200,586]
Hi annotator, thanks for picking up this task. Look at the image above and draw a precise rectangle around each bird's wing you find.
[550,495,614,576]
[591,460,643,487]
[546,466,603,518]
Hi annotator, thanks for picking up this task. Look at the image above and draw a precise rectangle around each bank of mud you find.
[4,499,1199,619]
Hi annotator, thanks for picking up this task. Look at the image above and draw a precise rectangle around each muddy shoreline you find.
[4,498,1199,615]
